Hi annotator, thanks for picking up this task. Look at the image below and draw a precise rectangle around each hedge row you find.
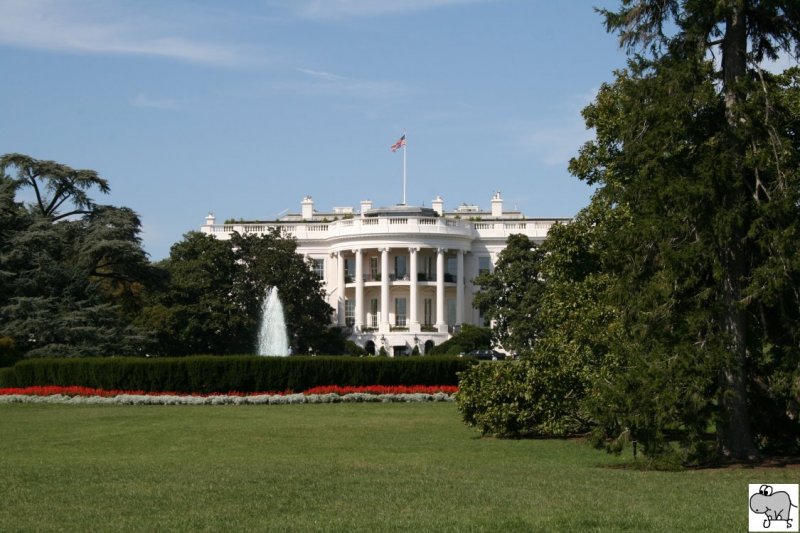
[0,356,477,393]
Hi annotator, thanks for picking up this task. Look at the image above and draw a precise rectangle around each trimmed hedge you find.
[0,356,476,394]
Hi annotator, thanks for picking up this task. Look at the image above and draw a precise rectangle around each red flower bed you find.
[0,385,458,398]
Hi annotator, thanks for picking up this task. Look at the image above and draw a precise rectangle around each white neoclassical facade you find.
[201,193,568,356]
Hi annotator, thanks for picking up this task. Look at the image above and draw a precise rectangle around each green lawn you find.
[0,403,794,532]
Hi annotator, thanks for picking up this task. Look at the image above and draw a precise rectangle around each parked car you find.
[459,349,506,361]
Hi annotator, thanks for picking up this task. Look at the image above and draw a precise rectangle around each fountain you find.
[256,286,290,356]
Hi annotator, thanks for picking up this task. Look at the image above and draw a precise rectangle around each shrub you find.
[429,325,492,355]
[456,360,585,438]
[2,356,476,393]
[0,336,21,368]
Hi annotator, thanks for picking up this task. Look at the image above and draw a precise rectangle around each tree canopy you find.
[0,154,154,357]
[472,234,545,354]
[139,230,335,356]
[461,2,800,464]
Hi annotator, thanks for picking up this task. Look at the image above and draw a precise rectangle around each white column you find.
[380,247,390,331]
[436,248,446,331]
[409,247,419,331]
[354,249,364,331]
[456,249,464,325]
[337,251,345,327]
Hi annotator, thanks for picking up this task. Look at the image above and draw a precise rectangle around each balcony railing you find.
[203,216,565,242]
[344,272,457,284]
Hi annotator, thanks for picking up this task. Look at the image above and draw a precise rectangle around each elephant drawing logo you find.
[749,484,799,531]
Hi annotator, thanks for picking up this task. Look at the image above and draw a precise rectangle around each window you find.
[394,255,407,279]
[424,298,433,326]
[446,257,457,276]
[345,300,355,327]
[445,257,457,283]
[310,258,324,279]
[447,298,456,326]
[344,258,354,282]
[370,257,379,280]
[425,257,434,280]
[395,298,407,326]
[370,298,378,327]
[478,256,492,275]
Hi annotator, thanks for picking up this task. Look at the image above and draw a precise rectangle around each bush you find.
[456,360,585,438]
[0,356,477,393]
[0,336,21,368]
[429,325,492,355]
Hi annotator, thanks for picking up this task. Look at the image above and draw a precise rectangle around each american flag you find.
[390,134,406,152]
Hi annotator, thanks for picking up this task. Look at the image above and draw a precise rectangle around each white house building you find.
[201,192,568,356]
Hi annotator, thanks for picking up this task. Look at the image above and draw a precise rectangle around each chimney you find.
[432,195,444,216]
[491,191,503,217]
[301,196,314,220]
[360,199,373,217]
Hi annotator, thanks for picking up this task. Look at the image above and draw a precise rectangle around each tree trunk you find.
[716,1,758,460]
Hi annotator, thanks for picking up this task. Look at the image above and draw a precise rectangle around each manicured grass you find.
[0,403,795,532]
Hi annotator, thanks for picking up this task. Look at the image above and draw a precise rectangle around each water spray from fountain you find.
[257,286,290,356]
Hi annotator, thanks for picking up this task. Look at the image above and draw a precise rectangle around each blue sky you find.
[0,0,629,260]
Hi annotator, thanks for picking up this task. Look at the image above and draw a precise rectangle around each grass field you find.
[1,403,796,532]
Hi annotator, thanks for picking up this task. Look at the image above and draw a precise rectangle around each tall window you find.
[478,256,492,275]
[310,258,324,279]
[370,257,378,280]
[370,298,378,327]
[394,255,407,279]
[446,257,457,276]
[424,257,434,280]
[424,298,433,326]
[345,300,355,327]
[446,257,457,282]
[447,298,456,326]
[344,258,354,282]
[395,298,407,326]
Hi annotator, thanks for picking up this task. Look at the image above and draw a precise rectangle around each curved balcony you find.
[344,272,456,287]
[202,217,563,242]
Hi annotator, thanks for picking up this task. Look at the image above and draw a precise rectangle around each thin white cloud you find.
[759,51,799,74]
[521,124,594,166]
[130,94,183,110]
[295,67,347,82]
[288,67,411,100]
[0,0,260,67]
[514,89,598,167]
[291,0,490,19]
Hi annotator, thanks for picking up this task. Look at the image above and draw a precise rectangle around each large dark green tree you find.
[0,154,154,356]
[141,229,334,356]
[137,232,247,355]
[231,231,334,355]
[472,234,546,354]
[569,1,800,460]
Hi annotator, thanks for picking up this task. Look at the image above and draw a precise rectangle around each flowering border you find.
[0,385,457,405]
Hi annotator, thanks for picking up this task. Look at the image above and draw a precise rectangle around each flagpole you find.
[402,133,407,205]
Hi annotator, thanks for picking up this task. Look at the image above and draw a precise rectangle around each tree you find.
[570,1,800,460]
[231,231,333,355]
[137,232,248,355]
[0,153,109,221]
[472,234,546,353]
[141,230,334,356]
[0,154,154,356]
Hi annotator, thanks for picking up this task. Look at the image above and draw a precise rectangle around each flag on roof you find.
[390,134,406,152]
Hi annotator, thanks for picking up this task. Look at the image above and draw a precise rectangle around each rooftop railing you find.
[203,216,564,241]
